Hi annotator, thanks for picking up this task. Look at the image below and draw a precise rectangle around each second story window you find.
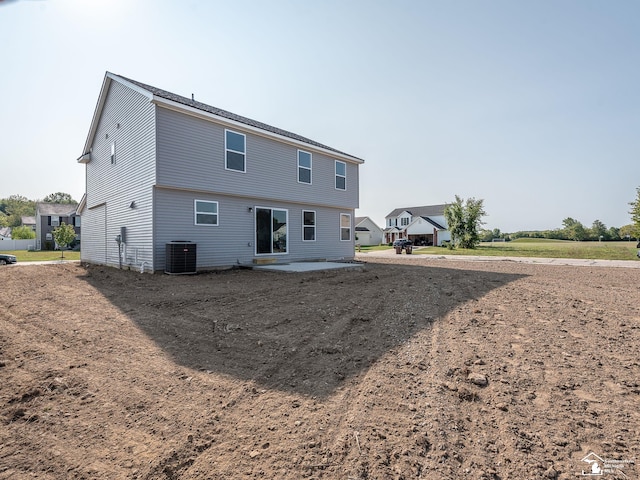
[225,129,246,172]
[335,161,346,190]
[298,150,312,184]
[401,217,409,226]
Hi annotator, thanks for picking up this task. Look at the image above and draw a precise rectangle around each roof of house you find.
[21,216,36,225]
[0,227,11,238]
[83,72,363,163]
[355,216,383,229]
[421,216,446,230]
[385,204,448,218]
[36,203,78,216]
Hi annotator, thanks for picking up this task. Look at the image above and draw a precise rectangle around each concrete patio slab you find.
[252,261,364,273]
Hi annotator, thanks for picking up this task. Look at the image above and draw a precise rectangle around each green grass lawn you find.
[355,244,394,252]
[414,239,639,261]
[361,239,639,261]
[2,250,81,262]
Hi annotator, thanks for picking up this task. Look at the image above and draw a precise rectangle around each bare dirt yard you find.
[1,257,638,479]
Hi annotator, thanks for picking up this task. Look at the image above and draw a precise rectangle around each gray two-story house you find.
[77,72,363,272]
[35,203,81,251]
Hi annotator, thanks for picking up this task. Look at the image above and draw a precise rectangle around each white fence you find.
[0,239,34,251]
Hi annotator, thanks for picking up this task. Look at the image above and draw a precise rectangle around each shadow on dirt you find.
[81,261,526,398]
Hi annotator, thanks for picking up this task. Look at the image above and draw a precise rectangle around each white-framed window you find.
[401,217,409,226]
[46,233,53,241]
[111,142,116,164]
[50,216,60,227]
[302,210,316,241]
[335,160,346,190]
[194,200,219,226]
[225,129,246,172]
[340,213,351,241]
[298,150,312,184]
[73,216,81,227]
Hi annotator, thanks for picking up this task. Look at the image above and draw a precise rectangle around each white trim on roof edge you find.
[80,72,155,159]
[80,72,364,166]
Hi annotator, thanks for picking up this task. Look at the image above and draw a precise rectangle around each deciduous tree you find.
[619,224,635,241]
[590,219,608,241]
[629,187,640,239]
[0,195,35,227]
[562,217,587,241]
[42,192,77,204]
[11,225,35,240]
[444,196,486,249]
[52,223,77,258]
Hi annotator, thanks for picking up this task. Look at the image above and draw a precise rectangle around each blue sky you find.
[1,0,638,232]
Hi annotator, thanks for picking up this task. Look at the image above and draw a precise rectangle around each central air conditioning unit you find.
[165,241,197,275]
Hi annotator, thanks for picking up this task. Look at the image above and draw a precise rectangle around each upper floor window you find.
[340,213,351,241]
[303,210,316,241]
[49,216,60,227]
[298,150,312,184]
[401,217,409,226]
[225,130,246,172]
[194,200,219,226]
[73,216,81,227]
[335,161,346,190]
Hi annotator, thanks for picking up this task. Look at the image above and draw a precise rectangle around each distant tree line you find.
[480,187,640,242]
[0,193,77,230]
[484,220,636,242]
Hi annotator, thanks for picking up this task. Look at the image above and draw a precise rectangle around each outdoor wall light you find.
[129,201,136,209]
[248,207,253,213]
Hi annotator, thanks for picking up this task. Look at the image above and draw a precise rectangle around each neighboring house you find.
[21,216,36,231]
[384,204,451,246]
[0,227,11,240]
[76,72,363,272]
[354,217,383,246]
[35,203,81,250]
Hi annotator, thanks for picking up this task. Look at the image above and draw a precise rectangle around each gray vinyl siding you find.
[154,188,355,271]
[35,213,42,250]
[83,80,156,268]
[81,204,106,265]
[156,107,359,209]
[82,77,361,271]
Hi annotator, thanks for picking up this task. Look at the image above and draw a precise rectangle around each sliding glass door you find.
[256,207,288,255]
